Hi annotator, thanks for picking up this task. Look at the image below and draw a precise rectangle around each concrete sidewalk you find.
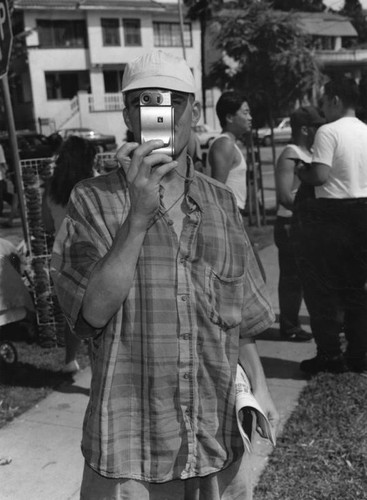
[0,243,315,500]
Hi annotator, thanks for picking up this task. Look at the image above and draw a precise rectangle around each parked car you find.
[256,117,292,146]
[57,128,117,152]
[192,124,221,148]
[0,130,57,161]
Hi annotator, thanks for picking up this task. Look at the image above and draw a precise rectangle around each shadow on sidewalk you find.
[256,325,312,341]
[0,362,88,394]
[56,383,90,396]
[260,356,308,381]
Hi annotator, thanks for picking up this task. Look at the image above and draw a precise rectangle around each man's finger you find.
[116,141,139,161]
[150,160,178,181]
[132,140,166,162]
[127,140,167,180]
[116,142,139,175]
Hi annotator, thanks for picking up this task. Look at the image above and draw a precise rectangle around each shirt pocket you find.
[204,266,244,331]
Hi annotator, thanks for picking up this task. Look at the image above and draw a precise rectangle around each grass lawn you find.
[254,372,367,500]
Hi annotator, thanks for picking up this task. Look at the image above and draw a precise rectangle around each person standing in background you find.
[208,91,266,280]
[42,135,97,373]
[208,91,250,216]
[274,106,324,341]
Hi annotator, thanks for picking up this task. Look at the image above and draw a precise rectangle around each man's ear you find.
[301,125,308,135]
[333,95,340,107]
[191,100,201,126]
[123,108,133,131]
[225,112,234,125]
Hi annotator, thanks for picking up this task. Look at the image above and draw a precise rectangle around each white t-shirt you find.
[312,117,367,199]
[276,144,312,218]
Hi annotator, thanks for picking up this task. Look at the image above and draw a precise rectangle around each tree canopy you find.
[207,1,321,123]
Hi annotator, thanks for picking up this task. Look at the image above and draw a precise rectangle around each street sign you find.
[0,0,12,78]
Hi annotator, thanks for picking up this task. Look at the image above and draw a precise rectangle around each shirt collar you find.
[185,157,204,212]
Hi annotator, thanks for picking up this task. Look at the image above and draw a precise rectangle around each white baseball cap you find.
[122,50,197,94]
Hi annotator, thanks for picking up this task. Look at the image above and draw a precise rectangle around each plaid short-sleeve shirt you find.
[51,165,274,482]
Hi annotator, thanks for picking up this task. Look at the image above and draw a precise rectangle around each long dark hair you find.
[48,136,97,206]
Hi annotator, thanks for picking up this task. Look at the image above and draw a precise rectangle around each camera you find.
[139,90,175,156]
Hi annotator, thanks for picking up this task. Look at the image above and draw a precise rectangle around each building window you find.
[103,70,125,93]
[37,20,87,48]
[123,19,141,46]
[312,36,335,51]
[101,18,120,46]
[45,71,90,100]
[153,22,192,47]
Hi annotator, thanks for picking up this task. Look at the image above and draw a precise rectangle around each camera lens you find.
[142,94,150,104]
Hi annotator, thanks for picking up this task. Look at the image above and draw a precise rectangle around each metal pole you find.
[178,0,186,60]
[1,74,29,248]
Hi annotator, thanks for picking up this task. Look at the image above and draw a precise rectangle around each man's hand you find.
[116,140,177,230]
[253,386,279,441]
[294,159,308,177]
[295,160,329,186]
[81,140,177,329]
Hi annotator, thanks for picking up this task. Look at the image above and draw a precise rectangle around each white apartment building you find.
[11,0,202,145]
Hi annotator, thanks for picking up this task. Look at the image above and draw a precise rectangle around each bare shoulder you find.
[210,134,235,152]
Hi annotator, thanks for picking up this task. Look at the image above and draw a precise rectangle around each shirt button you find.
[181,333,190,340]
[180,257,185,264]
[185,408,191,415]
[181,295,187,301]
[167,219,174,226]
[183,372,190,379]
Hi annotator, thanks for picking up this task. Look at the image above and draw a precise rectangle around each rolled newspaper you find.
[235,364,276,453]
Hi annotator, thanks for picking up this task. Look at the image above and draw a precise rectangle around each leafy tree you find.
[340,0,367,45]
[207,1,321,125]
[271,0,324,11]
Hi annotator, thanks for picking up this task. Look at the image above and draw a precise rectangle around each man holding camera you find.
[51,51,278,499]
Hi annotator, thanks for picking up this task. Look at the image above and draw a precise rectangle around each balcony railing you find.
[88,93,124,112]
[315,49,367,66]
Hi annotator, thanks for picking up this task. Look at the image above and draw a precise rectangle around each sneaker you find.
[300,353,347,375]
[280,328,312,342]
[62,360,80,374]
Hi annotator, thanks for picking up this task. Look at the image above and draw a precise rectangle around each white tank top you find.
[208,134,247,210]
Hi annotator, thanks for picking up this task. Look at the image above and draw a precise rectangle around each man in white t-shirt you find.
[297,76,367,375]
